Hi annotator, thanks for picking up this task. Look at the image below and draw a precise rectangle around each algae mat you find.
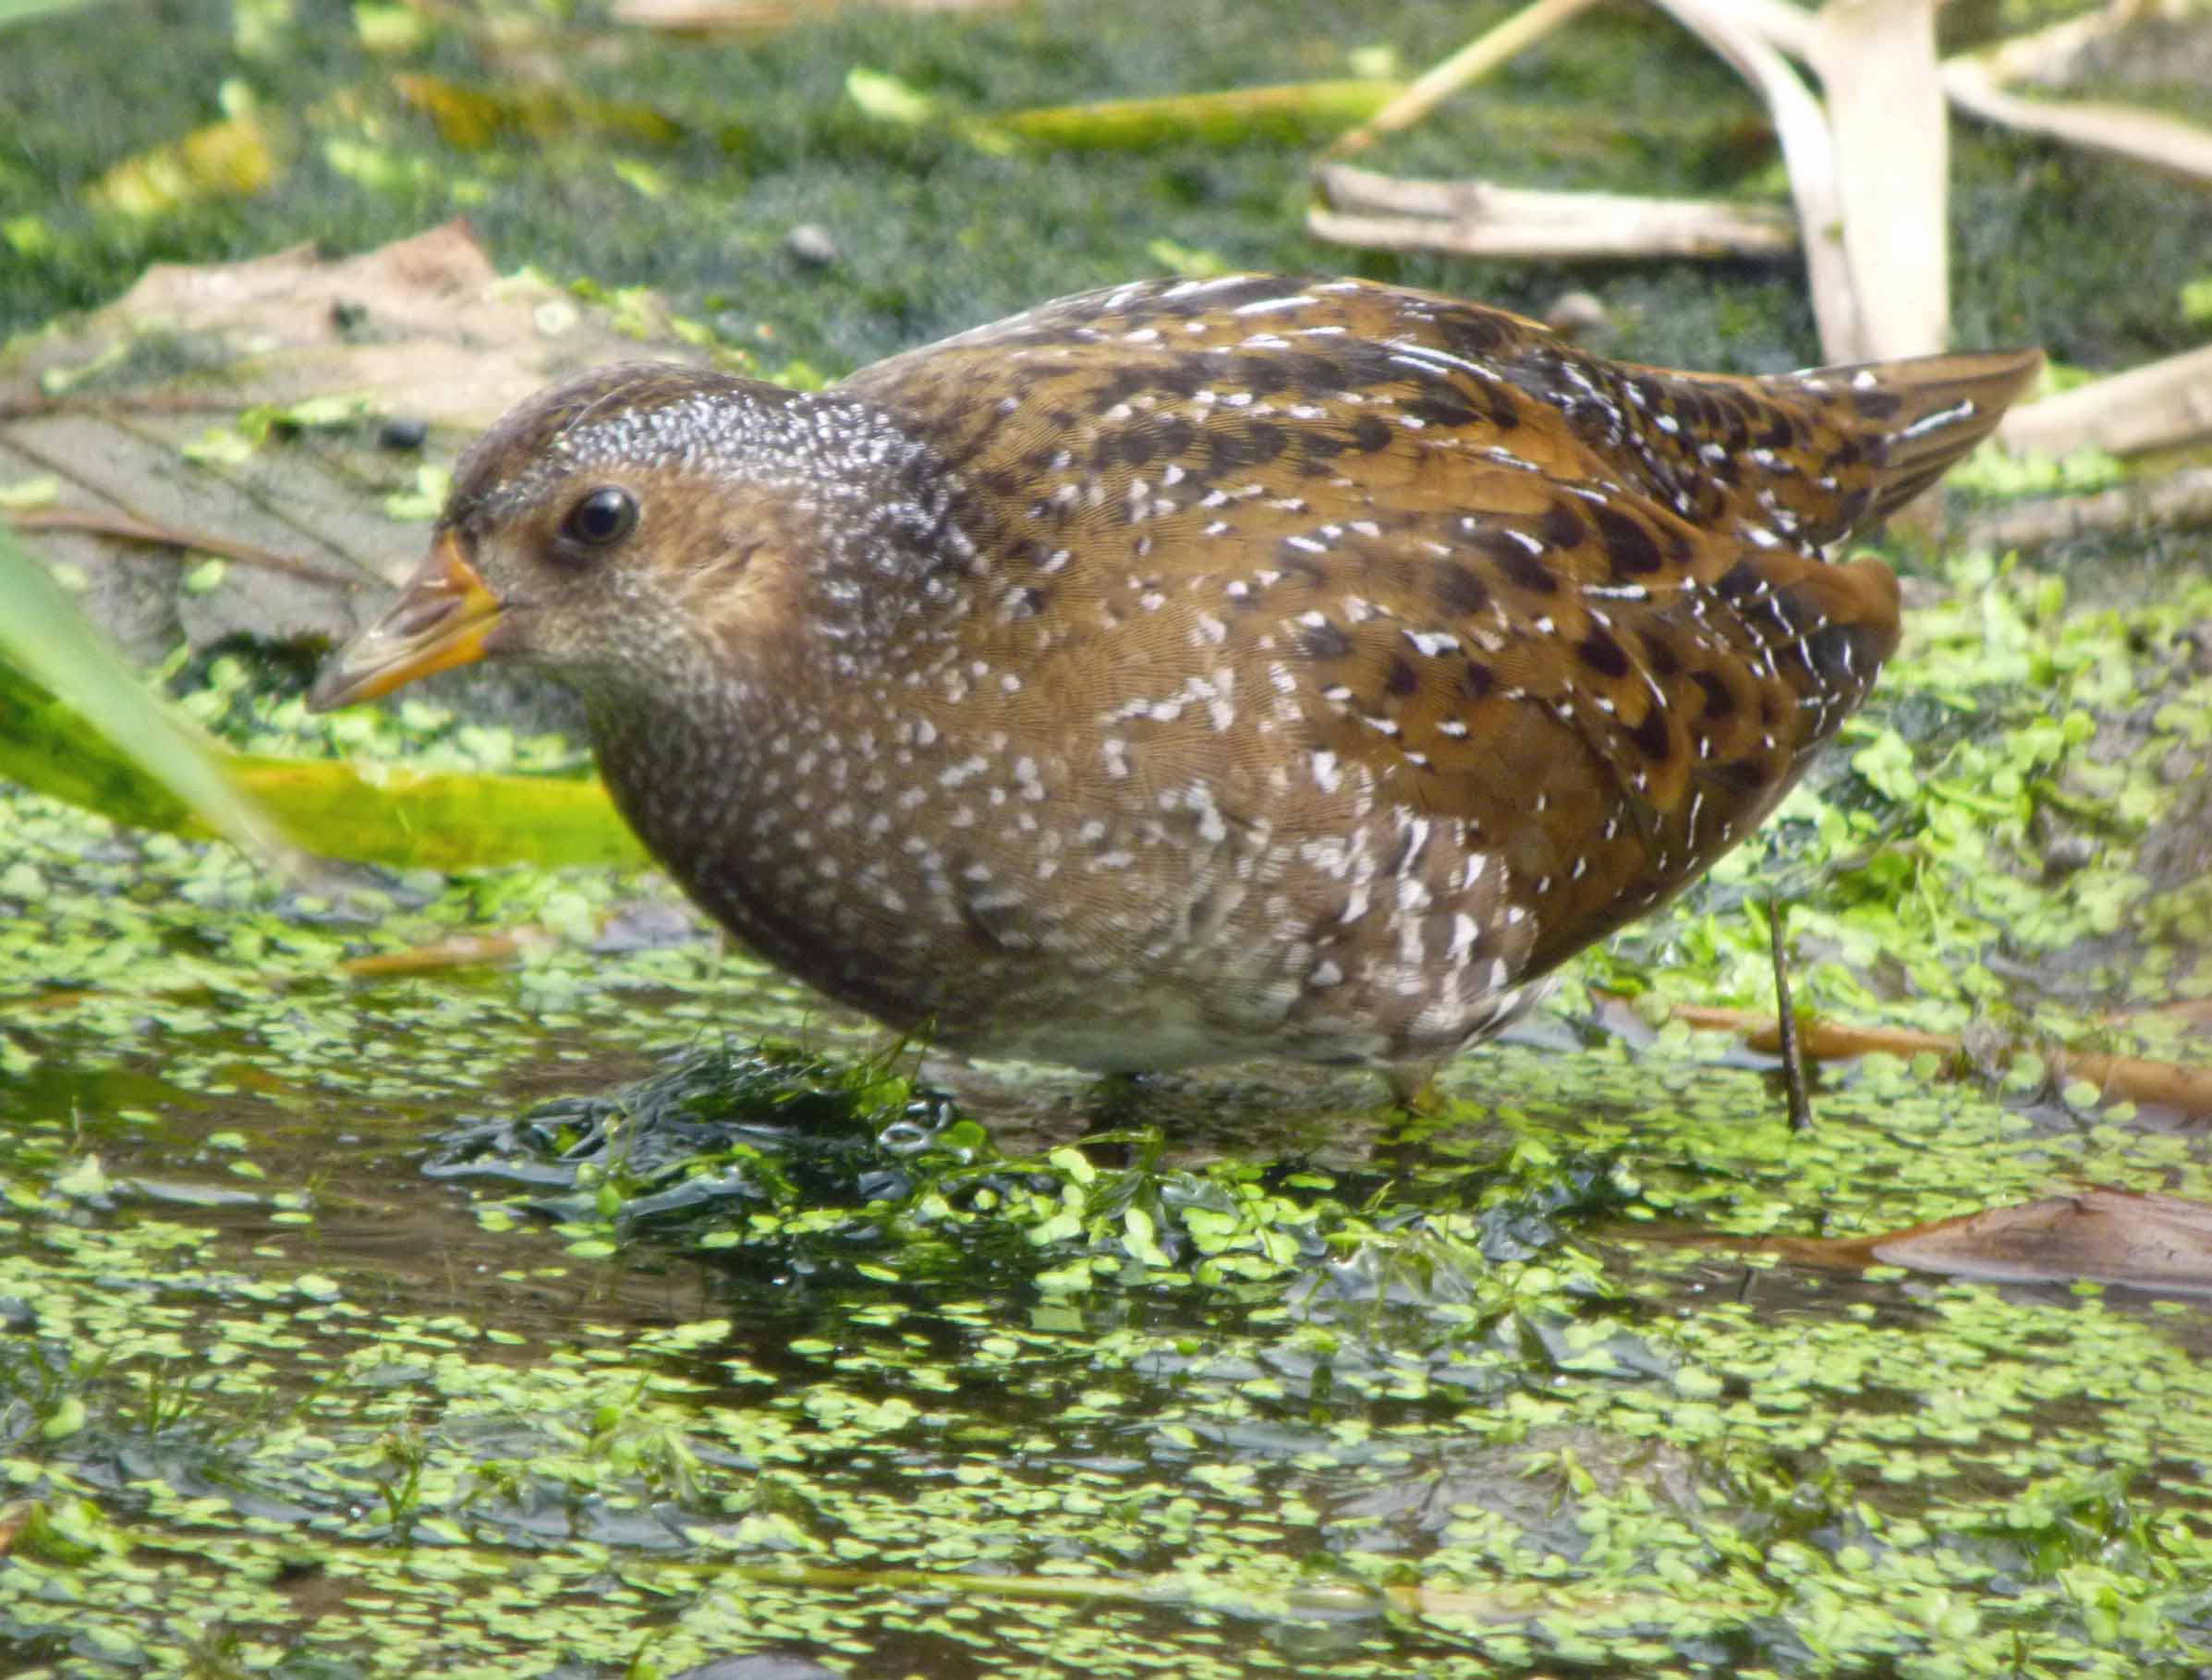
[1,540,2210,1676]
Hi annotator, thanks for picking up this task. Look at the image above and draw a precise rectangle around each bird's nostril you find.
[388,591,464,640]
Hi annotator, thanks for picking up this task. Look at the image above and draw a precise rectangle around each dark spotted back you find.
[842,275,2035,982]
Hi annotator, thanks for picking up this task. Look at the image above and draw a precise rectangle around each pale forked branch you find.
[1310,0,2211,451]
[1938,64,2212,186]
[1728,0,2212,187]
[1643,0,1867,359]
[1308,0,1890,362]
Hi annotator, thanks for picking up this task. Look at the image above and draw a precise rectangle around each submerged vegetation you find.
[1,539,2206,1674]
[1,0,2209,1673]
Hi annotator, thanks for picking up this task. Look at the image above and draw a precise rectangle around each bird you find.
[307,274,2040,1100]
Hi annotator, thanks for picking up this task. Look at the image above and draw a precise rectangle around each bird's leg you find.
[1084,1070,1153,1129]
[1382,1061,1445,1114]
[1768,895,1816,1132]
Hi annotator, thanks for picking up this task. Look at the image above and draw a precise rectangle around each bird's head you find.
[309,362,903,718]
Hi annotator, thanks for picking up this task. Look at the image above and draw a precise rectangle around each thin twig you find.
[1311,166,1798,259]
[0,391,250,421]
[1673,1004,2212,1117]
[6,506,361,588]
[20,923,567,1013]
[341,929,558,978]
[1713,0,1815,58]
[3,423,385,584]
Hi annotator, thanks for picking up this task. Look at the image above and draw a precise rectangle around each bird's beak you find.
[308,530,504,712]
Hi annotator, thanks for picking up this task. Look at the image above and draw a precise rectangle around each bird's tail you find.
[1780,347,2047,521]
[1751,347,2046,542]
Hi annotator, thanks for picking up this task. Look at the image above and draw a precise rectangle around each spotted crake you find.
[310,274,2041,1095]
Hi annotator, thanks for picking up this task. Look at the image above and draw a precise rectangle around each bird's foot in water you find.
[1382,1063,1446,1114]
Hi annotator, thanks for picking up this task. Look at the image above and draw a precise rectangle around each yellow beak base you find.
[308,532,503,712]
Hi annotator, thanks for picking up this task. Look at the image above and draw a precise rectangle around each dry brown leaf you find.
[1867,1188,2212,1293]
[0,221,717,665]
[1641,1187,2212,1295]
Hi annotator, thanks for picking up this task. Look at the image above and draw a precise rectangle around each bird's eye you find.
[560,486,638,550]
